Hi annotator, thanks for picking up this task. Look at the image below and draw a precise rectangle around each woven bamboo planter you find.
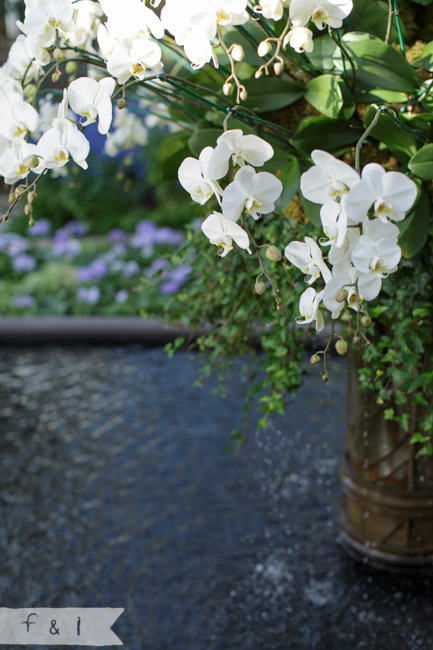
[340,354,433,570]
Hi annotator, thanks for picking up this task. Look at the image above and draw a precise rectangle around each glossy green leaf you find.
[188,128,221,157]
[300,195,321,227]
[243,78,305,113]
[413,41,433,71]
[305,35,337,72]
[275,157,300,214]
[336,32,419,102]
[305,74,355,119]
[348,0,406,40]
[408,143,433,178]
[363,105,417,163]
[399,188,432,258]
[291,116,362,156]
[156,131,191,181]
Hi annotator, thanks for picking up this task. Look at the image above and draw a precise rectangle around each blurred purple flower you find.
[76,259,108,283]
[122,260,140,277]
[77,286,101,304]
[6,234,27,257]
[131,220,157,249]
[170,264,192,282]
[67,220,89,237]
[160,281,181,295]
[12,294,35,308]
[149,258,169,274]
[12,253,37,272]
[115,289,129,304]
[54,226,70,242]
[154,227,184,246]
[28,219,51,237]
[136,220,157,237]
[108,228,128,243]
[52,238,81,258]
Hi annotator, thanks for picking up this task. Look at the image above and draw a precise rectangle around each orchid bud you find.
[310,353,320,366]
[255,280,266,295]
[335,288,348,303]
[239,88,248,101]
[361,314,372,328]
[117,98,126,109]
[22,154,39,169]
[27,191,37,204]
[257,40,271,57]
[223,82,233,96]
[51,71,61,83]
[28,216,34,227]
[352,334,360,345]
[322,371,329,383]
[274,60,284,76]
[24,84,36,101]
[231,44,244,62]
[265,245,281,262]
[24,203,32,216]
[254,69,263,79]
[65,61,78,74]
[53,47,63,60]
[335,340,347,356]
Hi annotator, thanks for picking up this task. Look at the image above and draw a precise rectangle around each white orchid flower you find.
[0,139,40,184]
[68,76,115,134]
[98,26,163,84]
[284,236,332,284]
[300,149,359,205]
[323,261,381,318]
[64,0,103,49]
[212,0,249,25]
[320,199,347,248]
[161,0,216,68]
[297,287,325,331]
[37,90,90,170]
[344,163,418,224]
[201,212,251,257]
[290,0,353,30]
[178,147,223,205]
[18,0,74,47]
[254,0,287,21]
[362,217,400,243]
[0,91,39,142]
[351,235,401,277]
[98,0,164,41]
[328,225,360,266]
[207,129,274,180]
[222,166,283,221]
[283,26,314,53]
[5,34,50,83]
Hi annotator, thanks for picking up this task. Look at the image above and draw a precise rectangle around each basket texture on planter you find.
[340,354,433,570]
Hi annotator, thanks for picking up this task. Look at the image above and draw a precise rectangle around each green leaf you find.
[384,407,395,420]
[413,41,433,70]
[305,74,355,119]
[305,35,338,72]
[156,131,191,181]
[188,128,221,157]
[291,116,362,156]
[275,157,300,214]
[418,443,433,457]
[243,77,305,113]
[408,143,433,179]
[300,195,321,227]
[410,433,431,444]
[348,0,405,40]
[363,105,417,163]
[338,32,419,102]
[399,188,431,258]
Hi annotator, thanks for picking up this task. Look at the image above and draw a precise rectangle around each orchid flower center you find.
[374,198,392,218]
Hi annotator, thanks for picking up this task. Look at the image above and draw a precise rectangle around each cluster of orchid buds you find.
[177,132,418,371]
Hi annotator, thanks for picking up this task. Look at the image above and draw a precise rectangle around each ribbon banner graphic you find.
[0,608,124,646]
